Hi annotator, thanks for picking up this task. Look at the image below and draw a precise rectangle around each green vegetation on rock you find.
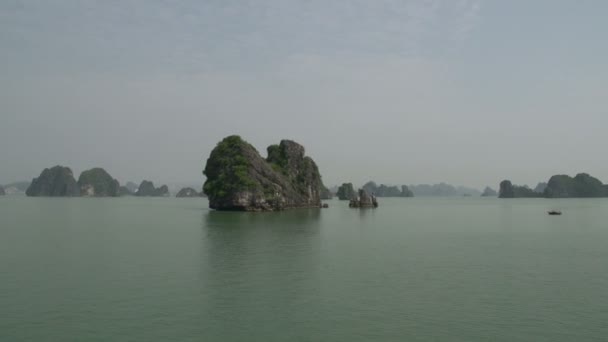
[337,183,356,200]
[77,168,120,197]
[26,166,80,197]
[203,136,259,201]
[203,136,324,211]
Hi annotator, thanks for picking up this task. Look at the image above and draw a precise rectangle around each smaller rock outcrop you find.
[336,183,357,200]
[349,189,378,208]
[135,180,169,197]
[26,166,80,197]
[0,186,5,196]
[481,187,497,197]
[77,168,120,197]
[498,180,540,198]
[176,187,201,198]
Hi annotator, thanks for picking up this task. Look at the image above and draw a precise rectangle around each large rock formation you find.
[349,189,378,208]
[498,180,541,198]
[135,180,169,197]
[544,173,607,198]
[203,136,324,211]
[481,186,497,197]
[77,168,120,197]
[336,183,356,200]
[0,186,5,196]
[176,187,201,198]
[26,166,80,197]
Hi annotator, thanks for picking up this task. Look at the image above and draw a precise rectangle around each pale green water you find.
[1,196,608,341]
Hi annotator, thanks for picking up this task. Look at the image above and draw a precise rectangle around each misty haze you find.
[2,1,608,341]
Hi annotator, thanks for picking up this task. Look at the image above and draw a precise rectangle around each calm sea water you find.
[1,196,608,341]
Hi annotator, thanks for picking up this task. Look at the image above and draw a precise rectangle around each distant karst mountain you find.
[498,180,540,198]
[176,187,201,198]
[78,168,120,197]
[499,173,608,198]
[336,183,356,200]
[534,182,548,193]
[26,166,122,197]
[409,183,481,197]
[124,181,138,193]
[203,135,326,211]
[2,181,30,195]
[320,185,333,200]
[361,181,414,197]
[26,166,80,197]
[135,180,169,197]
[544,173,608,198]
[481,187,498,197]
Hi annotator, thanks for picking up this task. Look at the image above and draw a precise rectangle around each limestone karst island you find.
[202,135,328,211]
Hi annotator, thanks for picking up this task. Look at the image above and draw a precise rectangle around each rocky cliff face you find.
[203,136,324,211]
[135,180,169,197]
[26,166,80,197]
[77,168,120,197]
[336,183,356,200]
[176,187,200,198]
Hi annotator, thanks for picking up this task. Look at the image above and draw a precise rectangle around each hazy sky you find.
[2,0,607,189]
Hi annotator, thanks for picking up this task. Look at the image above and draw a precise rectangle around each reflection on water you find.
[200,208,323,336]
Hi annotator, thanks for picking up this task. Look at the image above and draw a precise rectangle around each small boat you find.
[548,210,562,216]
